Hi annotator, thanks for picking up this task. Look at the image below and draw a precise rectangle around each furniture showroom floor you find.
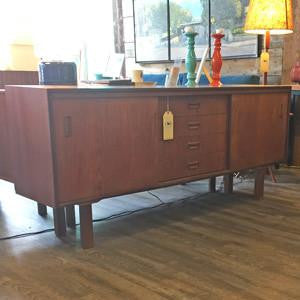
[0,167,299,300]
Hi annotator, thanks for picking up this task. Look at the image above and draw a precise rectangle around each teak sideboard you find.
[5,85,290,248]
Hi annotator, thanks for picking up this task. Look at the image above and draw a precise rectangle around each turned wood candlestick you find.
[185,31,198,87]
[210,33,225,87]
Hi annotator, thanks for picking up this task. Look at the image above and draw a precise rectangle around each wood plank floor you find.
[0,167,299,300]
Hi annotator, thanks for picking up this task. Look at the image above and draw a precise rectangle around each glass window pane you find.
[170,0,209,60]
[134,0,168,62]
[210,0,257,57]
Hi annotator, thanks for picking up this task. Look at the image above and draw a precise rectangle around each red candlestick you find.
[210,33,225,87]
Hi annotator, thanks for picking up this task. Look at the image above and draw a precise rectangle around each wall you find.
[122,0,287,84]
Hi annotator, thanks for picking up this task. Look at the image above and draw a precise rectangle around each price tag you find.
[163,111,174,141]
[260,51,269,73]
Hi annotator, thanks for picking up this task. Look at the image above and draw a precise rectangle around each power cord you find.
[2,177,253,243]
[0,189,193,241]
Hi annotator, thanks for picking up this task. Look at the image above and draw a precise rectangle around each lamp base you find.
[263,72,268,85]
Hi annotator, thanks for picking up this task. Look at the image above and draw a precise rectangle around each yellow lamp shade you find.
[244,0,293,35]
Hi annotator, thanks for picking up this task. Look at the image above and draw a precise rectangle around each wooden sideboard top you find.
[6,84,291,98]
[7,84,291,90]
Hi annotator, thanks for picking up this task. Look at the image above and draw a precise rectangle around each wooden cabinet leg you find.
[224,174,233,194]
[53,207,66,237]
[66,205,76,229]
[37,203,47,216]
[255,167,266,200]
[79,204,94,249]
[209,177,216,192]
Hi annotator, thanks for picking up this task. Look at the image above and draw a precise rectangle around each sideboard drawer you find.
[159,150,226,181]
[160,96,227,117]
[159,133,227,181]
[160,133,226,156]
[174,114,227,137]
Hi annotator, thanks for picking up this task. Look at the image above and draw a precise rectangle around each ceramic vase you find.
[291,61,300,83]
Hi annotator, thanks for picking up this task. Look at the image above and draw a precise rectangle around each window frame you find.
[132,0,259,64]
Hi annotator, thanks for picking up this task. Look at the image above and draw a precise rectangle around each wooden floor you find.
[0,167,299,300]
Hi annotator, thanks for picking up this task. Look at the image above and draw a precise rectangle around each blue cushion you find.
[178,73,210,85]
[179,73,260,85]
[143,74,166,86]
[143,73,260,86]
[221,75,260,85]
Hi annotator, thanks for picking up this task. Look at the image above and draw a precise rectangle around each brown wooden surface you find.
[9,84,291,94]
[66,205,76,228]
[255,167,266,200]
[4,85,291,247]
[230,93,289,170]
[50,98,104,204]
[223,174,233,194]
[159,95,228,181]
[0,70,38,89]
[0,90,12,181]
[53,207,66,237]
[0,167,299,299]
[99,98,159,197]
[209,177,216,192]
[5,86,56,206]
[79,204,94,249]
[50,96,159,203]
[161,95,227,116]
[5,85,290,207]
[0,72,38,181]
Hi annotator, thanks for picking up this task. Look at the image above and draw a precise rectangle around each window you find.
[0,0,115,80]
[133,0,258,63]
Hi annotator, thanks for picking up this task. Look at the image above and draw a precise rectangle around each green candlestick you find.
[185,31,198,87]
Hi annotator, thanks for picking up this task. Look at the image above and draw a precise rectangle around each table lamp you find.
[244,0,293,84]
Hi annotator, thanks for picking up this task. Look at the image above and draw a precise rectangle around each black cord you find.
[0,188,222,242]
[0,190,175,241]
[0,228,55,241]
[147,191,164,204]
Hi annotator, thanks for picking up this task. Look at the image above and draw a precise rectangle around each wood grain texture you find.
[53,207,66,237]
[79,204,94,249]
[230,93,289,170]
[223,174,233,194]
[100,98,159,197]
[5,85,291,248]
[0,90,12,181]
[5,86,290,208]
[50,98,105,204]
[209,177,216,192]
[50,96,159,203]
[255,167,266,200]
[5,86,56,206]
[0,70,38,89]
[0,71,38,181]
[0,167,299,299]
[66,205,76,229]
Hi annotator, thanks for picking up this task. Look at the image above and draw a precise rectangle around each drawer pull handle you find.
[188,161,199,169]
[188,103,200,110]
[188,122,200,130]
[64,116,72,137]
[188,142,200,150]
